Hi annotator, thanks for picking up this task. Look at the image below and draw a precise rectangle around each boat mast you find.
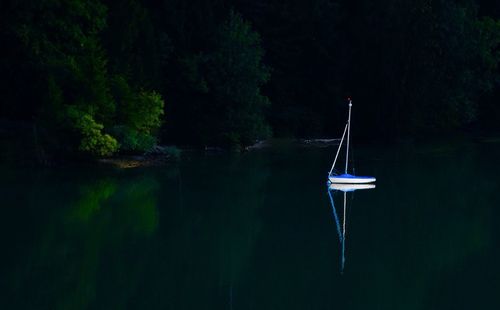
[345,98,352,174]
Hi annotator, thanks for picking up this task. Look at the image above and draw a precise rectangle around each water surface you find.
[1,140,500,309]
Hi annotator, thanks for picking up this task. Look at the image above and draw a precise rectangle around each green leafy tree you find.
[6,0,167,157]
[102,0,161,89]
[14,0,118,156]
[204,10,271,146]
[69,109,119,157]
[124,90,165,134]
[110,75,165,152]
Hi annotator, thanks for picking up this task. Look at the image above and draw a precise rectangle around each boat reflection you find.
[327,183,375,274]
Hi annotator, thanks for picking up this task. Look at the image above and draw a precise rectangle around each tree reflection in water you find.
[6,175,159,310]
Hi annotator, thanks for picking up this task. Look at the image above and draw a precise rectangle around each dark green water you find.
[1,140,500,309]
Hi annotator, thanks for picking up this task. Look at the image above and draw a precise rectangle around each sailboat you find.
[328,98,376,184]
[327,183,375,273]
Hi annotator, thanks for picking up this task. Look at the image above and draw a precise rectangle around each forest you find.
[1,0,500,159]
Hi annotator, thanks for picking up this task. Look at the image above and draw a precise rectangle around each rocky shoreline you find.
[98,139,342,169]
[98,145,181,169]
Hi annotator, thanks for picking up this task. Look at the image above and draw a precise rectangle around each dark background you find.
[1,0,500,154]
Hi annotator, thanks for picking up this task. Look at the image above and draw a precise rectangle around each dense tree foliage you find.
[1,0,500,158]
[200,10,271,146]
[0,0,165,157]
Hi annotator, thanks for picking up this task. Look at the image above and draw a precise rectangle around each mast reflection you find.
[327,183,375,274]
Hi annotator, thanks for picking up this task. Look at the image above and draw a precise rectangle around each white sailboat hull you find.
[328,174,376,184]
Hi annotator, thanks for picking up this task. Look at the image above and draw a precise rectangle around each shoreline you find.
[3,130,500,169]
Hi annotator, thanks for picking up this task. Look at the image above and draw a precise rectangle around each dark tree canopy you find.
[1,0,500,158]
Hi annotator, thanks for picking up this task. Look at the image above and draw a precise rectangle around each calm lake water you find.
[1,140,500,309]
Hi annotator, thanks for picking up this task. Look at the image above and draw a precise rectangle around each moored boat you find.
[327,98,376,184]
